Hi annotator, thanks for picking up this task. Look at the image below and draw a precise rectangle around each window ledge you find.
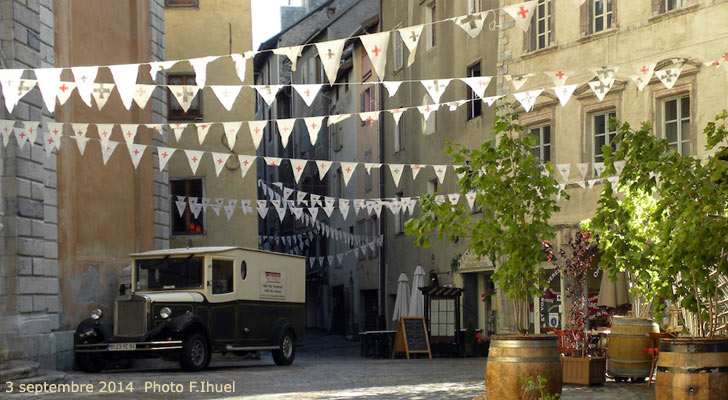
[522,44,559,60]
[577,27,618,44]
[648,4,700,24]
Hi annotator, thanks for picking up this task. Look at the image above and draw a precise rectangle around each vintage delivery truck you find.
[74,247,305,372]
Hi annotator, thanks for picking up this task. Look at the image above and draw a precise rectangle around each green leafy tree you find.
[589,111,728,337]
[405,106,567,334]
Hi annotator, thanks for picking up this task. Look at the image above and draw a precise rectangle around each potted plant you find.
[406,105,567,399]
[588,112,728,399]
[544,231,606,386]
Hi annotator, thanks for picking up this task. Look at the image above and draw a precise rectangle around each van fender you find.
[167,313,209,338]
[271,318,294,345]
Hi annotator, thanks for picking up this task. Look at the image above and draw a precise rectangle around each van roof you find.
[130,246,305,259]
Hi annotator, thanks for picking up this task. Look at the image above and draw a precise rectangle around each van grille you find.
[114,297,147,337]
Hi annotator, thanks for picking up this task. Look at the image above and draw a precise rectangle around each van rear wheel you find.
[272,330,295,366]
[180,333,210,371]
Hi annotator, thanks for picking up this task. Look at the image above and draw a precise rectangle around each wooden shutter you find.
[580,1,589,37]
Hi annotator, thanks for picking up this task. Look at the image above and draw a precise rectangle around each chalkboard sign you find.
[392,316,432,359]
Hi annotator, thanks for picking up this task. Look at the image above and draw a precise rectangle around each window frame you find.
[170,177,206,236]
[468,0,483,14]
[529,0,552,51]
[425,2,436,50]
[466,61,482,121]
[393,26,404,73]
[592,0,613,34]
[591,110,617,165]
[663,95,691,156]
[165,0,198,8]
[167,73,203,121]
[210,258,235,296]
[529,124,552,164]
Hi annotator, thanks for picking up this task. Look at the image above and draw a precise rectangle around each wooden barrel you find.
[655,338,728,400]
[607,317,659,378]
[485,335,562,400]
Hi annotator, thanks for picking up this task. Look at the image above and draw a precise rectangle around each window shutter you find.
[651,0,662,15]
[580,1,589,37]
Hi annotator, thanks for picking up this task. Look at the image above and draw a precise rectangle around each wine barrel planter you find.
[485,335,562,400]
[655,338,728,400]
[607,317,659,379]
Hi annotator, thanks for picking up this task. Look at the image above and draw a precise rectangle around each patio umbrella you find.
[408,266,425,316]
[392,273,410,321]
[597,270,631,308]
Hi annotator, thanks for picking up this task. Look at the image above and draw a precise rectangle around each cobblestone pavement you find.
[5,331,653,399]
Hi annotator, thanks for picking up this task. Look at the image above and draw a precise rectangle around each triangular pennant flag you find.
[119,123,139,147]
[168,85,200,112]
[341,162,357,186]
[557,164,571,182]
[434,195,446,205]
[0,69,25,112]
[417,103,439,121]
[327,255,335,266]
[276,118,296,148]
[14,127,29,149]
[175,199,187,217]
[324,196,336,208]
[466,191,477,210]
[455,12,486,38]
[0,120,15,147]
[304,116,325,145]
[297,191,307,205]
[100,141,118,165]
[310,193,322,207]
[188,56,218,88]
[210,152,230,177]
[211,202,222,217]
[73,135,89,155]
[556,183,567,202]
[322,205,335,218]
[128,143,146,170]
[588,179,600,190]
[211,85,242,111]
[241,200,253,215]
[109,64,139,110]
[223,203,236,221]
[577,180,586,189]
[257,200,268,218]
[364,163,381,174]
[506,74,533,91]
[23,121,39,145]
[398,25,424,67]
[308,207,319,220]
[434,165,448,184]
[389,164,405,187]
[229,53,248,83]
[272,45,304,71]
[552,84,577,107]
[448,194,461,205]
[410,164,424,180]
[132,84,155,109]
[292,207,304,220]
[513,89,543,112]
[421,79,451,103]
[340,203,351,220]
[614,160,626,175]
[222,121,242,149]
[95,123,114,148]
[90,83,115,110]
[316,160,332,179]
[607,176,619,187]
[275,206,287,222]
[631,62,656,91]
[185,150,205,174]
[374,202,383,218]
[34,68,63,113]
[544,70,573,87]
[576,163,589,180]
[157,146,176,170]
[238,155,256,178]
[359,31,390,80]
[283,187,294,200]
[170,123,188,142]
[593,162,606,177]
[315,39,346,85]
[337,252,345,265]
[592,66,619,87]
[328,113,351,126]
[196,122,212,145]
[588,80,613,102]
[148,60,177,81]
[54,81,75,106]
[264,157,282,167]
[655,67,683,90]
[290,159,308,184]
[292,84,323,107]
[15,79,38,110]
[382,81,403,98]
[248,120,267,150]
[252,85,283,105]
[390,108,405,125]
[71,123,89,142]
[359,111,380,124]
[460,76,492,98]
[482,95,504,107]
[200,197,211,214]
[44,122,63,151]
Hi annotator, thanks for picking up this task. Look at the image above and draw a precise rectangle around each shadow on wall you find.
[64,264,120,328]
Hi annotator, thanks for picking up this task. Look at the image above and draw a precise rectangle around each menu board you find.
[391,316,432,359]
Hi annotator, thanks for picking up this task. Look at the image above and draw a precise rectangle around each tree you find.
[589,111,728,337]
[405,106,567,334]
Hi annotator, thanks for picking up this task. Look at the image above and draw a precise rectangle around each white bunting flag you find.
[398,25,424,67]
[504,1,537,32]
[328,113,351,126]
[304,116,325,145]
[73,135,89,155]
[13,79,37,112]
[553,84,577,107]
[417,103,439,122]
[146,124,163,133]
[456,12,486,38]
[118,123,138,147]
[210,152,230,177]
[483,95,504,107]
[109,64,139,110]
[297,191,307,205]
[148,60,177,81]
[466,191,477,210]
[265,157,282,168]
[359,111,380,124]
[290,159,308,184]
[310,194,322,207]
[514,89,543,113]
[631,62,656,92]
[230,53,248,83]
[592,66,619,87]
[91,83,114,110]
[434,165,448,184]
[22,121,39,146]
[655,66,682,90]
[257,200,268,219]
[323,205,336,218]
[272,45,304,71]
[556,164,571,182]
[308,207,319,220]
[168,85,200,112]
[588,80,613,102]
[448,194,461,205]
[614,160,626,175]
[316,160,333,179]
[341,162,357,186]
[241,200,253,215]
[44,122,63,151]
[196,123,212,145]
[506,73,533,91]
[364,163,381,174]
[315,39,347,85]
[223,201,236,221]
[55,81,75,106]
[389,164,405,187]
[382,81,403,98]
[0,69,25,112]
[238,155,255,178]
[157,147,175,170]
[169,123,188,142]
[34,68,63,113]
[222,121,242,149]
[276,118,296,148]
[175,198,187,217]
[0,120,14,147]
[340,204,351,220]
[360,31,390,80]
[460,76,492,98]
[593,162,606,177]
[421,79,451,103]
[542,70,571,87]
[100,141,118,165]
[185,150,205,174]
[211,200,222,217]
[188,56,217,88]
[292,207,304,220]
[388,201,402,215]
[390,108,405,126]
[13,127,29,149]
[128,143,146,170]
[588,179,600,190]
[71,123,89,142]
[248,120,267,150]
[283,187,294,200]
[292,84,323,107]
[252,85,283,106]
[373,202,383,218]
[576,163,589,180]
[211,85,242,111]
[410,164,424,180]
[131,84,155,109]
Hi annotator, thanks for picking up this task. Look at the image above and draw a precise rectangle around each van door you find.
[208,258,237,346]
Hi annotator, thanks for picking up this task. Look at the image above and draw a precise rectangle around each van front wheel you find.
[272,330,295,366]
[180,333,210,371]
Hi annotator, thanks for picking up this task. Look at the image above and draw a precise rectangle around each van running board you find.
[225,345,279,351]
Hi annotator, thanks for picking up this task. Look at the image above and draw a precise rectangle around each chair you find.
[555,330,574,357]
[647,332,675,388]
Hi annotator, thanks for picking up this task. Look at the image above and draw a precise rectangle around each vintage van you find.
[74,247,305,372]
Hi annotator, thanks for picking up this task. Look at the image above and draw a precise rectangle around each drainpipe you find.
[376,0,387,331]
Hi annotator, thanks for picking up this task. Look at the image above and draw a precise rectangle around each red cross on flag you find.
[127,143,146,170]
[359,31,390,81]
[34,68,63,113]
[71,123,89,141]
[304,116,325,145]
[210,152,230,177]
[0,119,15,148]
[222,121,243,149]
[156,146,176,171]
[544,70,573,87]
[316,160,333,180]
[466,190,477,211]
[416,103,440,123]
[340,162,358,186]
[184,149,205,174]
[551,84,576,107]
[22,121,39,146]
[196,123,212,145]
[292,84,323,107]
[290,158,308,183]
[43,122,63,153]
[276,118,297,148]
[264,157,282,168]
[359,111,380,124]
[119,123,139,147]
[248,120,267,150]
[459,76,492,99]
[503,1,538,33]
[101,141,118,166]
[211,85,242,111]
[238,155,256,178]
[94,123,113,149]
[132,84,155,109]
[410,164,424,180]
[13,127,29,150]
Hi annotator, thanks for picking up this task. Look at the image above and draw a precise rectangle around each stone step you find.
[0,360,40,382]
[13,369,67,386]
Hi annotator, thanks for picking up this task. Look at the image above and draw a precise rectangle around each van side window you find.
[211,259,234,294]
[240,260,247,280]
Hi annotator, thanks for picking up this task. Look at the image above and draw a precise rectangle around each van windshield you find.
[136,257,204,291]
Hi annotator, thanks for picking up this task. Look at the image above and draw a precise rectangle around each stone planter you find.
[561,356,606,386]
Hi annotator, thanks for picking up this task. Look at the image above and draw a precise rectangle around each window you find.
[467,62,482,120]
[136,257,203,290]
[430,298,455,337]
[168,74,202,120]
[661,0,685,13]
[427,179,438,195]
[211,259,234,295]
[394,192,404,235]
[664,96,690,156]
[165,0,198,7]
[468,0,483,13]
[171,178,205,235]
[530,125,551,163]
[332,123,343,152]
[592,0,613,33]
[394,107,405,153]
[593,111,617,163]
[335,167,344,199]
[369,216,378,258]
[360,86,375,121]
[426,2,436,50]
[364,150,373,192]
[530,0,552,51]
[240,260,247,280]
[393,31,404,73]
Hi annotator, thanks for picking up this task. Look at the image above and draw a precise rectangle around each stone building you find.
[0,0,167,370]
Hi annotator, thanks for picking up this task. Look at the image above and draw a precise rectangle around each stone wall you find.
[150,0,169,251]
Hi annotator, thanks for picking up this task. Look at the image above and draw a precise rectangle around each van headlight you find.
[90,308,103,320]
[159,307,172,319]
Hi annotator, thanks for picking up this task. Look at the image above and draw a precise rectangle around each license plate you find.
[108,343,136,351]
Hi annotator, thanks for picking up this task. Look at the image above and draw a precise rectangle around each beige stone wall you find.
[165,0,257,249]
